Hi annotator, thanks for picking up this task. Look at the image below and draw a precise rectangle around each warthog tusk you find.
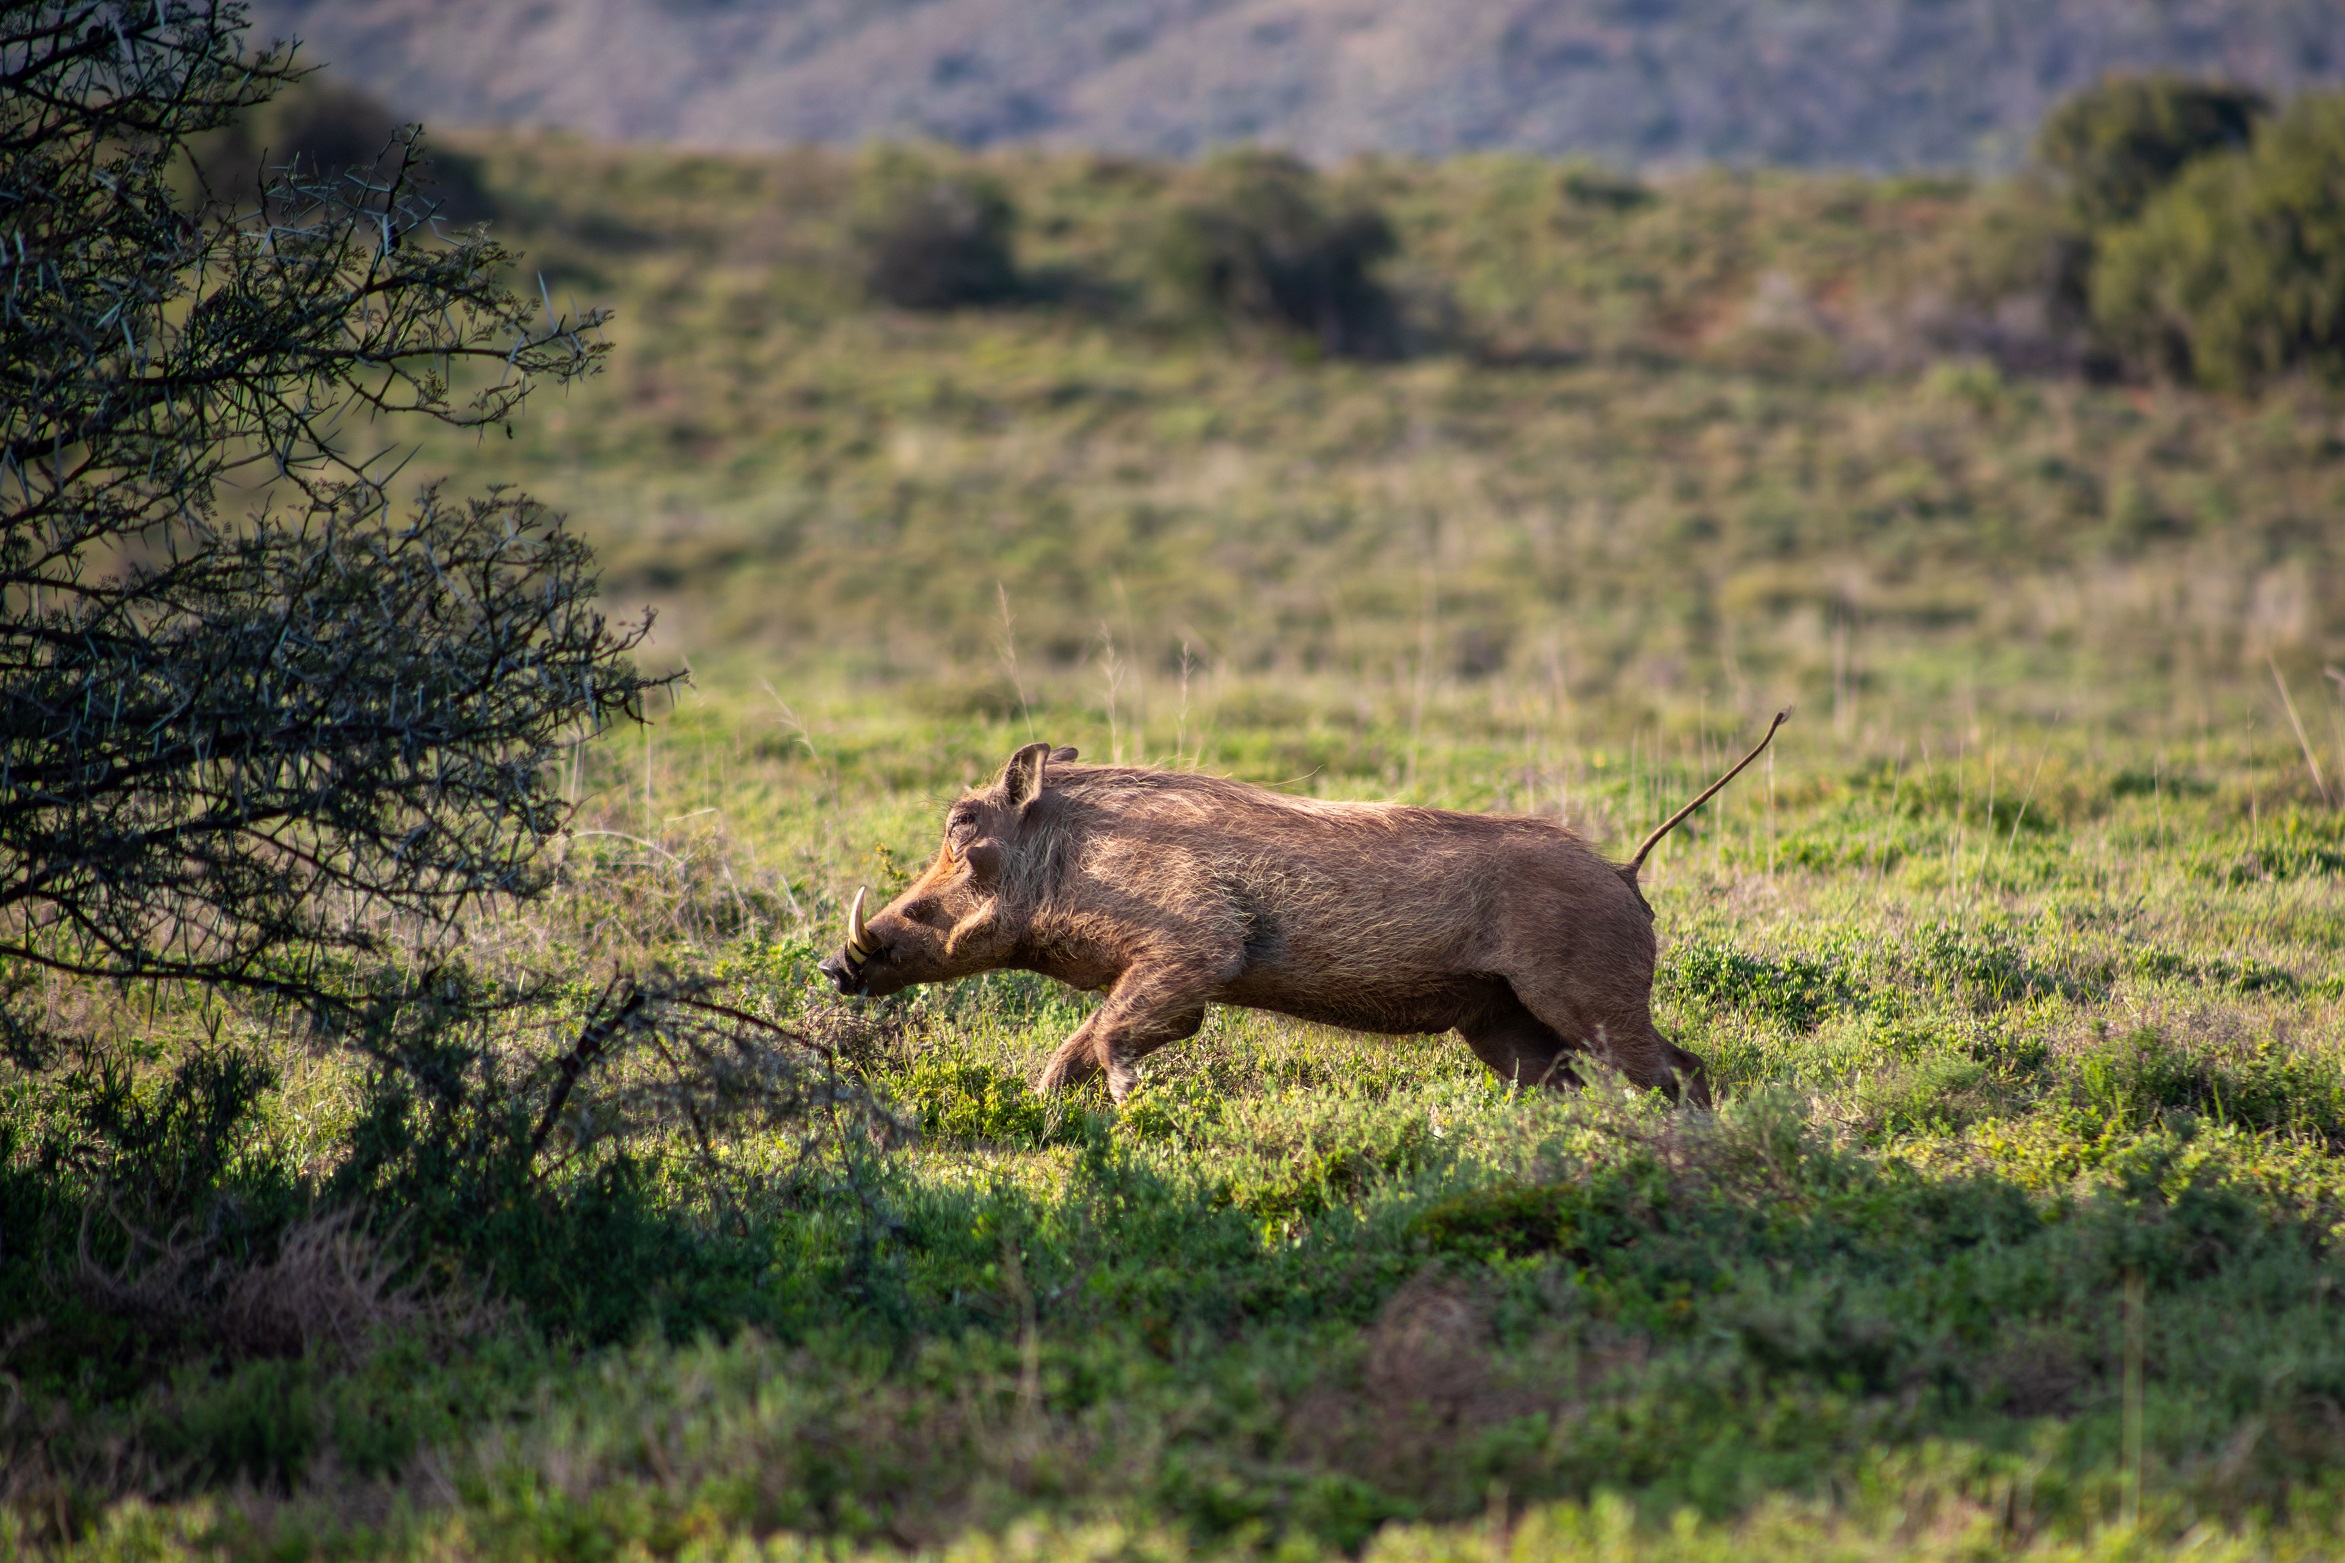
[846,886,873,957]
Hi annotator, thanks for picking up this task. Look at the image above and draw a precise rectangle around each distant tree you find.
[1557,162,1654,212]
[1151,151,1399,358]
[2036,75,2268,228]
[2090,92,2345,390]
[851,152,1019,309]
[0,1,661,1062]
[188,75,498,224]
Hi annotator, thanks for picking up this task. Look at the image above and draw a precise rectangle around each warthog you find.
[818,714,1788,1106]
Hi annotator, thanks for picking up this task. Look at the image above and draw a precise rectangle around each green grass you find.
[9,137,2345,1559]
[14,684,2345,1560]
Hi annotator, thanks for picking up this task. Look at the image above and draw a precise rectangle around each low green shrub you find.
[2093,92,2345,388]
[1412,1179,1640,1263]
[185,77,500,223]
[897,1054,1055,1147]
[1662,938,1856,1030]
[852,151,1021,309]
[1151,151,1400,357]
[2189,813,2345,883]
[1853,1055,1998,1134]
[2068,1027,2345,1144]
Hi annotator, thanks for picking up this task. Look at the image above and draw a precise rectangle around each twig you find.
[530,977,646,1155]
[998,582,1034,741]
[662,993,837,1058]
[2269,656,2331,808]
[567,829,683,862]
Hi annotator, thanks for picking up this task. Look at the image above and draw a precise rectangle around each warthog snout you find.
[814,949,862,995]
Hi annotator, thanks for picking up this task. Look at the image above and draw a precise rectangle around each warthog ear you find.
[1049,746,1079,762]
[998,741,1053,812]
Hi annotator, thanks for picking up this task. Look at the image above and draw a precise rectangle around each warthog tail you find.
[1621,708,1792,881]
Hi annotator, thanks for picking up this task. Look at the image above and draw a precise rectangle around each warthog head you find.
[817,742,1072,997]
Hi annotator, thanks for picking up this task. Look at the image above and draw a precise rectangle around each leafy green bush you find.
[326,974,904,1343]
[146,1357,323,1490]
[1852,1055,1997,1134]
[2070,1027,2345,1143]
[2036,75,2267,227]
[1151,151,1399,357]
[2092,92,2345,388]
[1663,937,1856,1029]
[1411,1178,1642,1262]
[851,153,1020,309]
[23,1045,283,1227]
[0,1043,303,1394]
[896,1055,1053,1146]
[1908,918,2050,1008]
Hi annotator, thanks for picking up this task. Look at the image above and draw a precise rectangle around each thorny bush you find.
[0,1,669,1053]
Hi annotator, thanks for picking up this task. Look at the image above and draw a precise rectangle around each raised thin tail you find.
[1620,708,1792,880]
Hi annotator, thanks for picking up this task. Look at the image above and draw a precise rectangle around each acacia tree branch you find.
[531,979,647,1155]
[0,8,666,1060]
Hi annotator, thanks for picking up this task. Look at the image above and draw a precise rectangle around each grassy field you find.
[391,135,2343,715]
[9,136,2345,1560]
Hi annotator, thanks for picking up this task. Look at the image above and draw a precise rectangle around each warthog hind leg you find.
[1506,968,1705,1105]
[1456,988,1581,1091]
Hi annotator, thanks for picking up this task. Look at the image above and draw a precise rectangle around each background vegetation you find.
[8,60,2345,1563]
[370,87,2345,702]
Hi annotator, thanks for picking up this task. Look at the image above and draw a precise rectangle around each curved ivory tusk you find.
[846,886,872,955]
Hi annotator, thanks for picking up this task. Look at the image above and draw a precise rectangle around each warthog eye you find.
[942,808,981,865]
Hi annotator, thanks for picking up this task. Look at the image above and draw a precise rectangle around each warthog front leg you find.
[1036,963,1214,1104]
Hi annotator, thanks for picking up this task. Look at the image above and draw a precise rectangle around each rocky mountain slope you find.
[246,0,2345,168]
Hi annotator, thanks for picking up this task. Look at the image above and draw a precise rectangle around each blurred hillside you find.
[248,0,2345,169]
